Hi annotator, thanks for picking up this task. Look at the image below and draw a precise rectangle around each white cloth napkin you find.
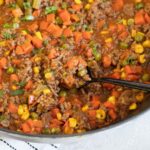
[0,109,150,150]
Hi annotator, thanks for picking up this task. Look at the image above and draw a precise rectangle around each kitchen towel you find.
[0,109,150,150]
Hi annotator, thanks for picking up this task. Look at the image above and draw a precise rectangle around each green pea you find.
[142,74,150,82]
[78,69,87,77]
[127,19,134,26]
[59,90,67,97]
[119,42,129,49]
[7,67,15,74]
[135,2,144,10]
[134,32,144,42]
[31,112,38,119]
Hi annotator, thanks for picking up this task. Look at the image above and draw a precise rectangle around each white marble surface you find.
[0,109,150,150]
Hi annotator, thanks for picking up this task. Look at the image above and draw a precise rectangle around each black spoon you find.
[80,68,150,92]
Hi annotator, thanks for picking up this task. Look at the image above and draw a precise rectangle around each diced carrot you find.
[50,119,63,126]
[50,39,58,46]
[108,109,117,120]
[97,20,105,29]
[103,101,115,109]
[51,108,60,118]
[126,74,139,81]
[124,65,142,74]
[12,8,23,18]
[16,46,24,55]
[8,102,18,113]
[33,120,43,128]
[82,31,92,40]
[102,55,112,68]
[112,0,124,11]
[66,56,79,69]
[117,24,126,33]
[21,42,34,54]
[0,57,7,69]
[135,10,146,25]
[71,14,80,22]
[25,34,33,42]
[25,80,33,90]
[21,123,31,133]
[72,4,83,11]
[31,36,43,48]
[63,28,73,37]
[88,110,96,120]
[48,48,58,59]
[74,32,82,43]
[12,59,22,65]
[28,22,38,32]
[47,24,63,38]
[86,48,93,57]
[111,90,120,98]
[111,72,120,79]
[33,9,41,17]
[26,119,34,128]
[39,21,49,31]
[46,14,55,23]
[91,97,101,109]
[144,13,150,24]
[10,74,19,83]
[118,31,128,40]
[89,120,96,128]
[58,97,65,104]
[109,23,117,33]
[0,69,2,83]
[64,75,75,88]
[59,10,71,25]
[103,83,115,89]
[63,122,74,134]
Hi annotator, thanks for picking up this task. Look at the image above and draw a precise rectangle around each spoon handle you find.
[92,78,150,92]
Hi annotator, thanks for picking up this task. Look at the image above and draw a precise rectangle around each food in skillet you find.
[0,0,149,134]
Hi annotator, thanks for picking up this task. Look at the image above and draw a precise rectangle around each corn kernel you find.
[21,30,27,35]
[0,0,4,5]
[134,44,144,54]
[0,41,6,47]
[35,31,43,40]
[121,72,126,79]
[11,85,17,90]
[135,0,142,3]
[88,0,94,3]
[18,105,24,115]
[139,54,146,64]
[34,57,41,62]
[4,50,10,56]
[21,110,30,120]
[100,30,109,35]
[43,88,51,95]
[107,96,116,104]
[136,92,144,102]
[68,118,77,128]
[105,38,113,43]
[74,0,82,4]
[33,67,40,74]
[57,112,62,120]
[82,105,89,112]
[96,109,106,120]
[129,103,137,110]
[44,72,52,79]
[122,19,127,26]
[143,40,150,48]
[131,29,136,37]
[84,4,91,10]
